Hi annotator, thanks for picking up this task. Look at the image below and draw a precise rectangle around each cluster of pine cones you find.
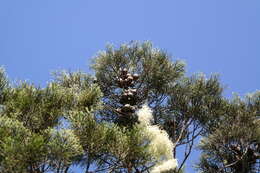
[116,68,139,116]
[117,68,139,89]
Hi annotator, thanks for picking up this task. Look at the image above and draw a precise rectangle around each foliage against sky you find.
[1,1,260,172]
[1,42,259,173]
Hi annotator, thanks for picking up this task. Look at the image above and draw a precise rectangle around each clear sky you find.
[1,1,260,172]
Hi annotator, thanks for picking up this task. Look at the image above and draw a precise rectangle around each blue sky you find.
[1,1,259,172]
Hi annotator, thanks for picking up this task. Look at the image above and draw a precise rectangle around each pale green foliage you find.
[137,105,174,159]
[0,116,43,172]
[47,129,84,172]
[68,110,108,157]
[3,82,66,132]
[52,70,103,111]
[145,126,174,160]
[137,105,178,173]
[151,159,178,173]
[0,115,84,173]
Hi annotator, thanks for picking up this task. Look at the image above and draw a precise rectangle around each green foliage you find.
[2,82,66,132]
[91,41,225,171]
[166,74,224,138]
[92,42,185,105]
[0,69,104,173]
[198,91,260,173]
[47,129,84,172]
[0,116,45,172]
[68,109,154,172]
[0,41,258,173]
[52,70,103,111]
[0,67,9,105]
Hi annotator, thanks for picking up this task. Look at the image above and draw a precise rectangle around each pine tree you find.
[0,67,167,173]
[1,41,256,173]
[91,41,224,172]
[0,68,87,173]
[197,92,260,173]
